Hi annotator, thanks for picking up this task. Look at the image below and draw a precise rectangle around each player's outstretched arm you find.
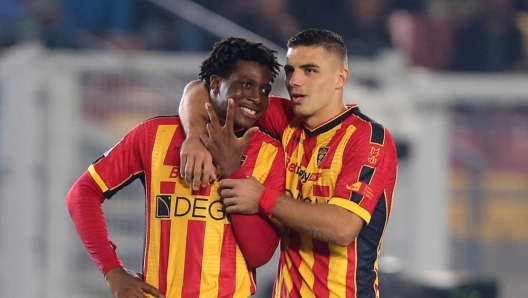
[178,80,217,190]
[105,267,164,298]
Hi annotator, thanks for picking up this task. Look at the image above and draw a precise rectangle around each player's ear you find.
[336,68,349,90]
[210,75,221,94]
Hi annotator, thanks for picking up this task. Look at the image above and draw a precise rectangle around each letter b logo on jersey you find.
[156,195,171,218]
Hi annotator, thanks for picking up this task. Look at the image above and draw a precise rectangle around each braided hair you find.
[199,37,281,88]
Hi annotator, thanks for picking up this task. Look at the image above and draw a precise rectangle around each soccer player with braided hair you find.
[66,37,285,298]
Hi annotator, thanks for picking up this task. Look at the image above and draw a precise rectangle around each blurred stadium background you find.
[1,0,528,297]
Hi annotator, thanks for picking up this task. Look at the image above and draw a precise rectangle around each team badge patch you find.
[317,147,330,167]
[368,146,380,164]
[156,195,171,218]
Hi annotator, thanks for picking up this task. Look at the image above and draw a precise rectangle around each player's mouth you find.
[239,106,259,119]
[290,93,306,104]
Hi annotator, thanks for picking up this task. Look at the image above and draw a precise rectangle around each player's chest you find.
[283,131,344,202]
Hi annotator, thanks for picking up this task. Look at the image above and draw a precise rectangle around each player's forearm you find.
[230,213,280,267]
[271,195,362,246]
[66,171,123,274]
[178,80,210,137]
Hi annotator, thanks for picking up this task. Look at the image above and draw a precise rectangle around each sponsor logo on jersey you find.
[286,156,322,183]
[155,195,226,220]
[156,195,172,218]
[169,166,179,178]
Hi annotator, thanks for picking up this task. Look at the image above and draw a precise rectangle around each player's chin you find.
[234,118,257,130]
[292,105,307,116]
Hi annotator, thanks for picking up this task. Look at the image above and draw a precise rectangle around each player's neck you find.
[303,97,347,129]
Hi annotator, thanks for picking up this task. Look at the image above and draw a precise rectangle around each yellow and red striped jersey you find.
[257,96,398,298]
[89,116,285,298]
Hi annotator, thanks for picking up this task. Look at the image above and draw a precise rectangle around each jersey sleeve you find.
[89,122,148,199]
[66,171,123,275]
[230,134,285,267]
[328,122,398,224]
[256,96,294,140]
[67,122,151,275]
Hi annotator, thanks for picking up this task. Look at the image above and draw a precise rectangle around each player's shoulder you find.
[252,128,282,148]
[143,115,180,124]
[269,95,289,101]
[122,115,180,137]
[269,95,292,107]
[267,95,296,121]
[347,105,387,130]
[139,115,181,128]
[346,105,394,144]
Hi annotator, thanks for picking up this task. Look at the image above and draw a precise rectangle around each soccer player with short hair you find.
[66,37,284,298]
[178,28,398,298]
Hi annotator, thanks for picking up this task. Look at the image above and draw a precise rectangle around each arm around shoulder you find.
[178,80,217,188]
[178,80,210,137]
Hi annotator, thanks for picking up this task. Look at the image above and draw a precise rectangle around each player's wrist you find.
[258,188,281,218]
[104,266,125,280]
[186,133,204,140]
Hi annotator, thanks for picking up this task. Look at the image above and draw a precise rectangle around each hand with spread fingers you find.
[200,98,258,177]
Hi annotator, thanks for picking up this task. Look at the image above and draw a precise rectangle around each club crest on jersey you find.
[317,147,330,167]
[368,146,380,164]
[240,155,247,166]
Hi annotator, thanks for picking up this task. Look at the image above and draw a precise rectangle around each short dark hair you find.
[199,37,281,88]
[287,29,347,64]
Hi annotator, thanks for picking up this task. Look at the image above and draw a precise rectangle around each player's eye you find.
[262,87,271,95]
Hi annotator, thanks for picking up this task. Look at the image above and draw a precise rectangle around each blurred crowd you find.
[2,0,528,72]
